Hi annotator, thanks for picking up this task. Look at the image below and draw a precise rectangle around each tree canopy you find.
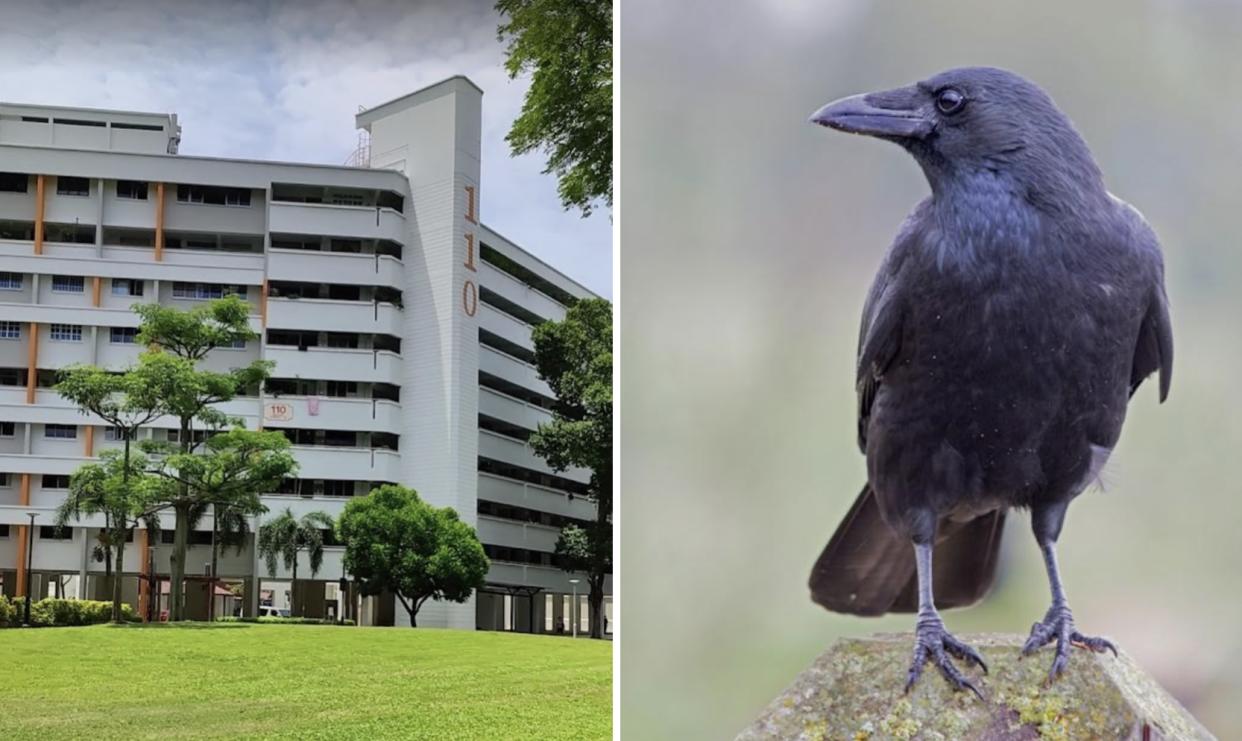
[530,297,613,637]
[132,296,273,621]
[337,485,488,627]
[497,0,612,215]
[54,351,191,622]
[134,295,256,360]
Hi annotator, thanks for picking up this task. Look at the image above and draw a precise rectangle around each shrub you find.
[215,616,356,626]
[0,598,139,628]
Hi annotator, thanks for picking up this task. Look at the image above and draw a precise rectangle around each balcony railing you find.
[268,201,405,245]
[265,345,403,385]
[266,297,401,336]
[268,248,403,288]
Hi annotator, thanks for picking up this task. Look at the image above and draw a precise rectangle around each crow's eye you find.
[936,88,966,115]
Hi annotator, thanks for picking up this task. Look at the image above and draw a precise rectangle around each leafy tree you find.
[497,0,612,215]
[530,298,612,638]
[337,485,488,627]
[55,351,191,622]
[54,450,164,623]
[133,296,270,620]
[143,427,293,619]
[257,508,335,618]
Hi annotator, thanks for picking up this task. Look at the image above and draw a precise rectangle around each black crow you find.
[806,67,1173,696]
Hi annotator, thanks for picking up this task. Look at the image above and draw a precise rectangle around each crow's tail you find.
[808,485,1007,616]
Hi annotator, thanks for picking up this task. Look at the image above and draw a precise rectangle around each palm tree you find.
[257,508,334,617]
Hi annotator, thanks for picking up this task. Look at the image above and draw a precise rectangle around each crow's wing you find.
[855,205,922,452]
[1130,284,1173,401]
[1116,200,1173,402]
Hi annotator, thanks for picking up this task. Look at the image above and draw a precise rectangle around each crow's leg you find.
[1022,501,1118,680]
[905,538,987,698]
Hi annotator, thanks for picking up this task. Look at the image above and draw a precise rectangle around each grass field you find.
[0,623,611,740]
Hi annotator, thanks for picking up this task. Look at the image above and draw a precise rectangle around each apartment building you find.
[0,78,611,634]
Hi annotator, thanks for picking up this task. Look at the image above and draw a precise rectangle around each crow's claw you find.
[904,615,987,699]
[1022,603,1117,682]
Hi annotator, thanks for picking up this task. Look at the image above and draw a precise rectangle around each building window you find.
[116,180,148,200]
[110,327,138,344]
[0,172,28,193]
[0,421,15,437]
[172,282,246,300]
[55,118,105,128]
[51,275,85,293]
[49,324,83,341]
[330,193,365,206]
[111,278,144,297]
[0,523,9,536]
[160,530,214,545]
[45,424,78,439]
[223,338,246,349]
[56,176,89,196]
[39,525,74,540]
[324,381,357,398]
[0,272,22,290]
[0,473,8,488]
[0,321,19,340]
[42,475,71,489]
[104,426,124,441]
[176,184,251,207]
[323,480,354,497]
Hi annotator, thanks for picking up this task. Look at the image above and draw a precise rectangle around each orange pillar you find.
[92,276,102,307]
[83,425,95,457]
[15,474,31,598]
[33,175,45,255]
[260,279,268,327]
[137,529,150,621]
[25,322,38,403]
[154,182,165,261]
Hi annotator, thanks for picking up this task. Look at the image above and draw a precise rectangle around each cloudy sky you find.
[0,0,611,296]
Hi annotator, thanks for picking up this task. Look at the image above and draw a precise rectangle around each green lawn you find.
[0,623,611,740]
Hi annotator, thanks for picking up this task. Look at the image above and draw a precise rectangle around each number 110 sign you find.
[462,185,478,317]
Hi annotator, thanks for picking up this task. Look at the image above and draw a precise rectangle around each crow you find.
[806,67,1173,696]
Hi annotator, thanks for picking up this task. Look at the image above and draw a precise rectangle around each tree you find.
[497,0,612,215]
[134,296,270,620]
[337,485,488,627]
[257,508,334,618]
[55,351,190,622]
[54,451,163,623]
[143,428,294,619]
[530,298,612,638]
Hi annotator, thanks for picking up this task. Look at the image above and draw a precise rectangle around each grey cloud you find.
[0,0,610,295]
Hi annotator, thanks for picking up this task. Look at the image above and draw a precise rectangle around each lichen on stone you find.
[736,633,1213,740]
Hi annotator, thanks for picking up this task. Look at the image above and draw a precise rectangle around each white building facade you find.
[0,78,611,635]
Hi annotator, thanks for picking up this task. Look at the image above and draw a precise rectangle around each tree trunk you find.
[169,419,192,621]
[112,531,127,624]
[208,504,219,622]
[169,502,190,621]
[102,516,113,602]
[588,575,605,639]
[291,557,298,618]
[112,434,132,624]
[396,593,419,627]
[588,464,611,639]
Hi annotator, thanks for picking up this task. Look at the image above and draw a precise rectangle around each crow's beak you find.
[809,88,932,140]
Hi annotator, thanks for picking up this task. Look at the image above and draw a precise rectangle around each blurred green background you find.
[619,0,1242,737]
